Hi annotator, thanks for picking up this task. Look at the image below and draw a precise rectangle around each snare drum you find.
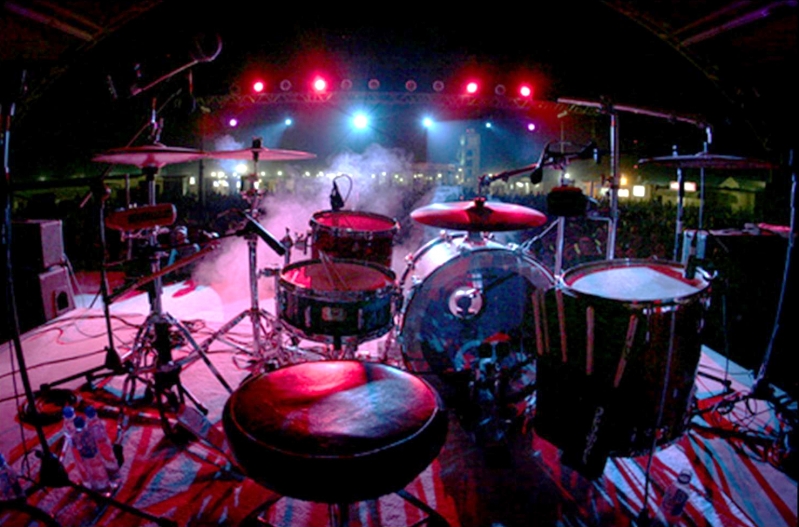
[310,210,399,269]
[399,233,555,377]
[535,259,711,476]
[277,258,398,345]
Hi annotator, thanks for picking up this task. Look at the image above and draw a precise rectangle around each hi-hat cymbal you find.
[92,144,206,168]
[411,197,547,231]
[638,152,777,170]
[205,147,316,161]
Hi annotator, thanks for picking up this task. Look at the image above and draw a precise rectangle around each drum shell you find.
[310,210,399,269]
[535,259,710,473]
[277,259,398,344]
[398,234,555,375]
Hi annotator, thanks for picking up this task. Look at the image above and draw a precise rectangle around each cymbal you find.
[411,197,547,232]
[638,152,777,170]
[205,147,316,161]
[92,144,206,168]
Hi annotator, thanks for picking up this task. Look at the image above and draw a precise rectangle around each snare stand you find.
[198,211,289,371]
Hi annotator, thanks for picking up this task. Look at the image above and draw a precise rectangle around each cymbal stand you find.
[198,140,291,372]
[2,73,176,527]
[116,166,232,441]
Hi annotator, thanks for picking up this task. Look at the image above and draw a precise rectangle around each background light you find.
[353,113,369,129]
[252,80,265,93]
[519,85,533,97]
[466,81,479,94]
[285,118,293,126]
[422,117,434,128]
[228,118,238,127]
[527,122,536,132]
[313,77,328,92]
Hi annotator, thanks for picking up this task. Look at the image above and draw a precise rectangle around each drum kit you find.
[67,95,787,522]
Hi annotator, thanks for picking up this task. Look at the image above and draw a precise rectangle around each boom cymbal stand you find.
[1,72,176,527]
[112,164,233,440]
[201,138,315,371]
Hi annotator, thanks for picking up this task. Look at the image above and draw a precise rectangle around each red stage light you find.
[465,81,479,94]
[313,77,328,92]
[519,84,533,98]
[252,80,265,93]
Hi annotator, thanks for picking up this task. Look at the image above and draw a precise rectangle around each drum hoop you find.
[279,258,397,300]
[559,258,710,308]
[311,210,399,235]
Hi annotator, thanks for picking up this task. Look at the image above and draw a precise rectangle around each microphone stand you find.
[2,71,176,527]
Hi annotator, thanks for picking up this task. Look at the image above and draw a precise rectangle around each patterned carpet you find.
[1,271,796,527]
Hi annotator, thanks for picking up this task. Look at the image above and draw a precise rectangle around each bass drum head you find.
[399,235,555,377]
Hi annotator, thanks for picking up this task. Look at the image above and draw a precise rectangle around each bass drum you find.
[398,233,555,378]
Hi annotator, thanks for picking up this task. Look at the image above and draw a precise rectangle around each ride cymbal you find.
[92,143,206,168]
[205,147,316,161]
[638,152,777,170]
[411,197,547,232]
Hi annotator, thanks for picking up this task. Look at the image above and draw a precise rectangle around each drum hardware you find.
[90,147,234,441]
[2,75,177,527]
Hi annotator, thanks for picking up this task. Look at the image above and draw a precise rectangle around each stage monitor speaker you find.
[1,265,75,341]
[684,229,797,398]
[12,219,65,271]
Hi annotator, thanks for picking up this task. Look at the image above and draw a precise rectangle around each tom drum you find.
[310,210,399,269]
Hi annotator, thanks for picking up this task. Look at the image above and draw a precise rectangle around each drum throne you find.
[222,360,451,527]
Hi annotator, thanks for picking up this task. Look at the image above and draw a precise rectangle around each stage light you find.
[405,80,417,92]
[527,122,537,132]
[341,79,353,90]
[466,81,479,94]
[252,80,265,93]
[433,80,445,92]
[422,117,434,128]
[519,84,533,98]
[485,121,492,129]
[285,118,293,126]
[228,118,238,127]
[495,84,506,96]
[313,77,328,92]
[280,79,292,91]
[368,79,380,90]
[353,113,369,129]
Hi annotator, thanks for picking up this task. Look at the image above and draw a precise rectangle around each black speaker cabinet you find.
[685,229,797,398]
[2,265,75,339]
[11,219,65,271]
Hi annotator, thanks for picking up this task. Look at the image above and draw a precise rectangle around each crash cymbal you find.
[92,143,206,168]
[411,197,547,231]
[638,152,777,170]
[205,147,316,161]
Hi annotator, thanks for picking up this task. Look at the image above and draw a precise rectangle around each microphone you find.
[330,181,344,211]
[240,211,286,257]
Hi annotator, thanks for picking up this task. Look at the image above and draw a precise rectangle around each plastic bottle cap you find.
[85,406,97,418]
[63,406,75,418]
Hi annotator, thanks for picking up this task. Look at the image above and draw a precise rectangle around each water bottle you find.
[62,405,89,484]
[72,416,111,494]
[0,453,24,502]
[660,469,692,525]
[84,406,119,479]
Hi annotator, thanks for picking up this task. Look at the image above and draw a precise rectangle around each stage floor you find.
[1,270,797,527]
